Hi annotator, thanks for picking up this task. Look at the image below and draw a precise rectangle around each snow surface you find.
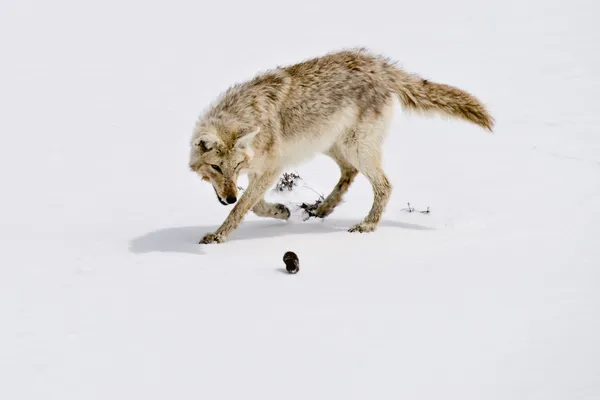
[1,0,599,399]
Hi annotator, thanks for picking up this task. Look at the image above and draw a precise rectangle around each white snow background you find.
[1,0,599,399]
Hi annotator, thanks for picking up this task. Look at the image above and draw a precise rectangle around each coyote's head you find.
[188,124,260,206]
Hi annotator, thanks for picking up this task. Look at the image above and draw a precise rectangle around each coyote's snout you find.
[189,48,494,244]
[189,126,260,206]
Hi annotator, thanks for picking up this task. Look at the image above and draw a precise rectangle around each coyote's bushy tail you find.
[391,69,494,131]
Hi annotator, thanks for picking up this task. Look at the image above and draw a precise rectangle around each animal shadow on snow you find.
[129,218,433,256]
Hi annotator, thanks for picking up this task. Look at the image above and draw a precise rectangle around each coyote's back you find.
[276,48,494,133]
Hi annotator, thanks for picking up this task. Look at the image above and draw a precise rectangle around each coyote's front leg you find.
[200,169,280,244]
[250,173,291,220]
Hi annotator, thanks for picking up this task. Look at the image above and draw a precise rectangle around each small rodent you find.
[283,251,299,274]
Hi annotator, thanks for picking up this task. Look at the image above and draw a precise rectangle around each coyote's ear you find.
[235,126,260,151]
[193,131,221,152]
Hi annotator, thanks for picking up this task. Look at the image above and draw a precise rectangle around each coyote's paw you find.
[348,222,377,233]
[199,232,226,244]
[315,206,334,219]
[274,203,291,219]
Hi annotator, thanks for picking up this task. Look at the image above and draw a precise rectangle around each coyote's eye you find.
[210,164,222,173]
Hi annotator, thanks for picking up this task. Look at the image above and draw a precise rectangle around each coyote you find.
[189,48,493,244]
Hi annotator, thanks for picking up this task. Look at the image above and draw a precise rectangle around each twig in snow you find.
[400,202,431,214]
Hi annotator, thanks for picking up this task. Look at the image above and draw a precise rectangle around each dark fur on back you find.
[203,48,493,137]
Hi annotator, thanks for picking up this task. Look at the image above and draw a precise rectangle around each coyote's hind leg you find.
[308,146,358,218]
[341,104,394,233]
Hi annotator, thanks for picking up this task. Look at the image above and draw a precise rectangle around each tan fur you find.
[189,48,494,244]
